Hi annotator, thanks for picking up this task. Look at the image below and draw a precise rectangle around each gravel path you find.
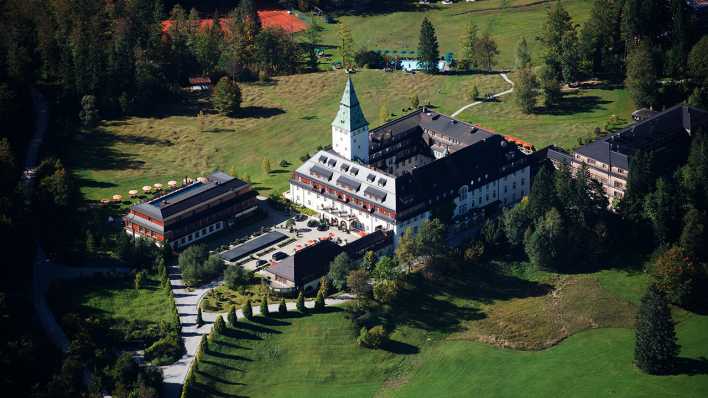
[450,73,515,118]
[160,265,352,398]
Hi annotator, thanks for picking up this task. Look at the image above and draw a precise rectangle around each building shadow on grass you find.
[674,357,708,376]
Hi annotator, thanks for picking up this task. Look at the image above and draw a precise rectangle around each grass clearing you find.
[458,275,637,350]
[70,70,506,200]
[317,0,593,69]
[193,268,708,397]
[49,273,172,335]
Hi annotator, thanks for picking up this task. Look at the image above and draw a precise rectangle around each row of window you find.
[177,222,222,246]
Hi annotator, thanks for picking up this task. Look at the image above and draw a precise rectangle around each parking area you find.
[217,208,362,274]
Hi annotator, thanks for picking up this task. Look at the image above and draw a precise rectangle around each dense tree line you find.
[518,0,708,113]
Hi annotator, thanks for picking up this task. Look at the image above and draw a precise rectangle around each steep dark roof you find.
[575,105,708,170]
[131,172,248,220]
[267,240,343,286]
[394,135,528,216]
[220,232,288,262]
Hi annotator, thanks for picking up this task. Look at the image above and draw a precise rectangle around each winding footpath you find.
[160,265,352,398]
[451,73,514,118]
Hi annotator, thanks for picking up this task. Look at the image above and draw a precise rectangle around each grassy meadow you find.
[317,0,593,70]
[191,269,708,398]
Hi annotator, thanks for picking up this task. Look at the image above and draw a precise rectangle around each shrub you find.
[224,265,250,290]
[134,271,145,290]
[196,334,208,361]
[260,296,269,317]
[196,307,204,327]
[144,333,184,365]
[278,299,287,315]
[213,315,225,335]
[179,245,224,286]
[357,325,388,349]
[296,291,306,313]
[242,299,253,320]
[279,160,289,168]
[314,290,325,311]
[373,280,401,304]
[354,49,385,69]
[227,305,237,327]
[652,246,699,306]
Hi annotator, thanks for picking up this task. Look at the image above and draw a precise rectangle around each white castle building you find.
[288,76,532,245]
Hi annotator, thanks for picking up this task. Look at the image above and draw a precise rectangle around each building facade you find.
[557,105,708,200]
[288,76,532,246]
[124,171,258,248]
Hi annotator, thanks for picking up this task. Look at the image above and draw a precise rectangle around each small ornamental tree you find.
[260,295,269,317]
[278,299,287,315]
[635,285,679,374]
[213,315,225,335]
[196,334,208,361]
[212,76,242,115]
[357,325,388,349]
[227,305,237,327]
[261,158,271,174]
[314,290,325,311]
[296,291,306,313]
[196,307,204,327]
[410,94,420,109]
[242,299,253,320]
[134,271,145,290]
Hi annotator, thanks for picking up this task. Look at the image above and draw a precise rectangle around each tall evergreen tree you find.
[242,299,253,320]
[644,178,681,245]
[475,32,499,72]
[259,295,269,317]
[622,0,669,46]
[461,21,479,69]
[635,285,679,374]
[227,305,237,327]
[666,0,691,76]
[515,38,532,69]
[625,42,658,108]
[514,66,539,114]
[417,17,440,74]
[338,23,355,70]
[527,165,557,221]
[212,76,241,115]
[539,1,579,83]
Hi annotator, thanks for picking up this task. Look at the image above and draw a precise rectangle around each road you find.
[451,73,514,118]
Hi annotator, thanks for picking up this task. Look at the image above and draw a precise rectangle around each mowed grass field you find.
[192,270,708,398]
[317,0,593,70]
[70,70,508,200]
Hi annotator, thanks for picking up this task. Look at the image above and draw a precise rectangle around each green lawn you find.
[457,83,635,149]
[70,70,506,201]
[317,0,593,70]
[49,274,172,334]
[192,269,708,397]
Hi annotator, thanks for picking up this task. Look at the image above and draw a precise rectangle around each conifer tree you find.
[296,291,306,313]
[261,158,271,174]
[417,17,440,74]
[196,307,204,327]
[213,315,225,335]
[625,42,658,108]
[635,285,679,374]
[314,290,325,311]
[212,76,242,115]
[260,295,269,317]
[515,67,539,114]
[461,21,479,69]
[242,299,253,320]
[278,298,287,315]
[196,334,208,361]
[516,38,532,69]
[339,23,355,70]
[227,305,237,327]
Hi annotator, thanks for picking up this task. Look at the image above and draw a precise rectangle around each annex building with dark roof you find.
[124,171,258,248]
[287,76,533,246]
[567,105,708,200]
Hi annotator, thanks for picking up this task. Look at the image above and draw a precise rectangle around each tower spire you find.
[331,75,369,162]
